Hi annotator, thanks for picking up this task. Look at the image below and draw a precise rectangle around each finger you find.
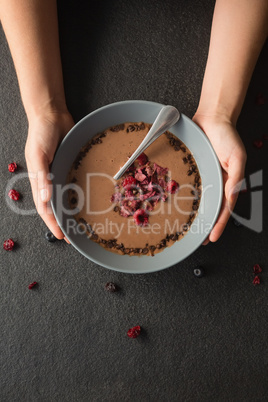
[26,151,64,239]
[209,154,246,242]
[202,237,210,246]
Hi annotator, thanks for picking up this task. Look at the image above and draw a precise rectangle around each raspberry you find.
[253,264,262,274]
[166,180,179,194]
[253,140,263,149]
[8,189,20,201]
[28,281,38,289]
[104,282,118,292]
[127,325,141,338]
[122,176,137,189]
[133,209,149,226]
[3,238,15,251]
[8,162,18,173]
[253,276,260,285]
[255,93,266,105]
[136,152,148,166]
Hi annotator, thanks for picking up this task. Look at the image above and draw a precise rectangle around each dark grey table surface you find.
[1,0,268,401]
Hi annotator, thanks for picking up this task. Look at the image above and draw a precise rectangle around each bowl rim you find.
[51,100,223,274]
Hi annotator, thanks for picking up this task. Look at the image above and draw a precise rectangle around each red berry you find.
[263,134,268,140]
[3,238,15,251]
[253,140,263,149]
[255,93,266,105]
[166,180,179,194]
[253,276,260,285]
[253,264,262,274]
[28,281,38,289]
[122,176,137,189]
[136,152,148,166]
[8,189,20,201]
[127,325,141,338]
[8,162,18,172]
[133,209,149,226]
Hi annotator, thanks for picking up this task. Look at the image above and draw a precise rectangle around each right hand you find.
[25,110,75,240]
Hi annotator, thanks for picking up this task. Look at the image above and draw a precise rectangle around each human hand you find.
[192,113,247,244]
[25,110,75,240]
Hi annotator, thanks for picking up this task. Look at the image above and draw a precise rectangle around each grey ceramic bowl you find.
[51,100,223,274]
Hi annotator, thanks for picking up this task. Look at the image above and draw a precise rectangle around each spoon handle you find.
[113,105,180,180]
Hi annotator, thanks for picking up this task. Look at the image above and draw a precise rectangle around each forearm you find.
[196,0,268,125]
[0,0,67,120]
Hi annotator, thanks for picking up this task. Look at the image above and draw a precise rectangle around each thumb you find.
[26,150,64,239]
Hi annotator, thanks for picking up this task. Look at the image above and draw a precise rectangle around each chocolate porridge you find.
[68,122,201,256]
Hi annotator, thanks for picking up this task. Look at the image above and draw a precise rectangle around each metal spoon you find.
[113,105,181,180]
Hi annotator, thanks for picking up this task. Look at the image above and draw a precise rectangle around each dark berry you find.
[136,152,148,166]
[253,140,263,149]
[3,238,15,251]
[232,218,242,227]
[104,282,118,292]
[8,162,18,173]
[255,93,266,105]
[253,276,260,285]
[122,176,137,189]
[45,231,57,242]
[127,325,141,338]
[166,180,179,194]
[253,264,262,274]
[133,209,149,226]
[28,281,38,289]
[8,189,20,201]
[193,266,205,278]
[263,134,268,140]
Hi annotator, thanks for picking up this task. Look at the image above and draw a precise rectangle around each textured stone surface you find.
[1,0,268,400]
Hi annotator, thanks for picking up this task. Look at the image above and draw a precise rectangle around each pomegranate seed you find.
[127,325,141,338]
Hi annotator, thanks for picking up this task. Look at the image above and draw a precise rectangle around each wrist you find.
[25,96,69,122]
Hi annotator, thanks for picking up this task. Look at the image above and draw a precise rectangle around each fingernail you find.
[64,237,70,244]
[40,189,48,202]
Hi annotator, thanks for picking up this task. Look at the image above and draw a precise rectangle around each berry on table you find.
[105,282,118,292]
[28,281,38,289]
[193,266,205,278]
[45,231,57,242]
[8,162,18,173]
[8,189,20,201]
[253,264,262,274]
[127,325,141,338]
[253,276,260,285]
[253,140,263,149]
[3,238,15,251]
